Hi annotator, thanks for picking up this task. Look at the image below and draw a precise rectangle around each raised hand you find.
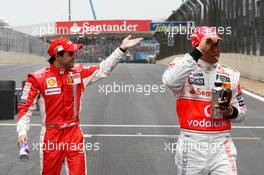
[120,35,144,50]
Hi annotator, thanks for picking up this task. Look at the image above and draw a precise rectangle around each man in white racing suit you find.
[163,26,246,175]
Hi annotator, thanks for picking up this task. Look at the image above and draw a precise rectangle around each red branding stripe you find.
[176,99,231,131]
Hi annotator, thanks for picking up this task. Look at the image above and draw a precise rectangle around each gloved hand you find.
[218,89,233,116]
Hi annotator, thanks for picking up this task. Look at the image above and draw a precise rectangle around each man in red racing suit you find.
[163,26,246,175]
[17,36,143,175]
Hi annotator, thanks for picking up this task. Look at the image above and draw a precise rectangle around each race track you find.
[0,63,263,175]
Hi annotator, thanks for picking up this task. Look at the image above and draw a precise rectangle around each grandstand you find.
[70,36,159,63]
[0,19,160,64]
[41,20,160,63]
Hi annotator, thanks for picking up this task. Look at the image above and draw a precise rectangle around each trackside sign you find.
[55,20,151,35]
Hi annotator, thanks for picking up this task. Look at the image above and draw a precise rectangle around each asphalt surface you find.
[0,63,264,175]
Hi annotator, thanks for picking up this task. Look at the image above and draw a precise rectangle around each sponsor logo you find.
[219,75,230,82]
[181,145,188,175]
[238,100,245,107]
[167,63,175,70]
[217,67,230,76]
[187,119,228,128]
[48,79,56,86]
[19,99,27,104]
[21,91,29,100]
[189,77,205,86]
[46,77,58,88]
[23,82,32,91]
[45,88,61,95]
[150,21,194,33]
[55,45,64,52]
[67,76,74,84]
[237,84,242,94]
[204,104,211,118]
[56,20,151,35]
[174,87,212,97]
[189,88,211,97]
[224,140,237,171]
[236,93,245,106]
[236,94,243,101]
[59,69,65,74]
[67,73,81,84]
[192,72,203,77]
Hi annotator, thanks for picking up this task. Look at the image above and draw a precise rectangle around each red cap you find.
[191,26,221,47]
[47,37,83,56]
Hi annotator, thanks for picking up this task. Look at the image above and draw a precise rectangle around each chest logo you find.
[189,77,205,86]
[45,88,61,95]
[66,73,81,85]
[46,77,58,88]
[67,76,74,84]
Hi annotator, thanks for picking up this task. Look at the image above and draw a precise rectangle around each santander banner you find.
[56,20,151,35]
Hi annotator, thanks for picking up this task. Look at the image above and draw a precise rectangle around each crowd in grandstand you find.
[61,36,160,63]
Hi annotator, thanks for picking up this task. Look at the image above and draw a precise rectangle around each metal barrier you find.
[154,0,264,59]
[0,27,48,57]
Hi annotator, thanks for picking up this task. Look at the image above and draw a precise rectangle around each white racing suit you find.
[163,50,246,175]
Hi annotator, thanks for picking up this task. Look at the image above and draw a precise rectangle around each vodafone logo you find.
[187,119,227,128]
[204,104,211,118]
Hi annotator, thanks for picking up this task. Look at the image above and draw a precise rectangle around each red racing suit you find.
[163,52,246,175]
[17,48,125,175]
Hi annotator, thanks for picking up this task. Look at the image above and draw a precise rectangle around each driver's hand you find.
[120,35,144,50]
[17,135,28,148]
[217,96,233,116]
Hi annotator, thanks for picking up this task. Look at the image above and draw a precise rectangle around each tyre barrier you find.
[0,80,16,120]
[0,80,40,120]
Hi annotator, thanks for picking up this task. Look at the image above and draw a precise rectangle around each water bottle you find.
[19,143,29,162]
[220,82,232,110]
[211,79,224,119]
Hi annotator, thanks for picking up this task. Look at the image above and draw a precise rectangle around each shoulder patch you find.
[72,64,83,72]
[32,67,48,78]
[221,65,239,74]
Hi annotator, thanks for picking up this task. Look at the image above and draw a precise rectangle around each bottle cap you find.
[223,82,231,89]
[214,80,223,87]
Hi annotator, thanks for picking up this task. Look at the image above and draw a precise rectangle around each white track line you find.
[84,134,177,138]
[1,123,264,129]
[243,89,264,102]
[83,134,261,140]
[15,88,264,102]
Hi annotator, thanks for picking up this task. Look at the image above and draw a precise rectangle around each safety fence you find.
[154,0,264,59]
